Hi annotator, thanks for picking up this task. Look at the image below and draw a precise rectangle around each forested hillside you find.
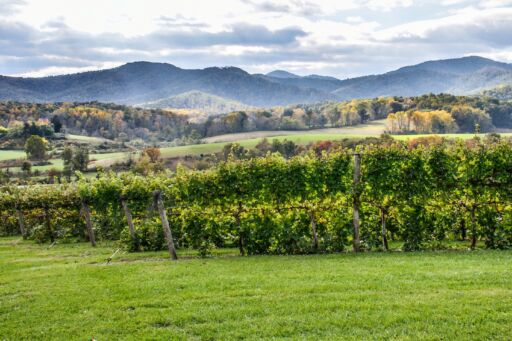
[141,91,251,113]
[0,94,511,144]
[482,85,512,101]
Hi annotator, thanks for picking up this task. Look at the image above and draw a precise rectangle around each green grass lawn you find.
[4,152,132,173]
[65,134,112,143]
[1,237,511,340]
[0,150,25,161]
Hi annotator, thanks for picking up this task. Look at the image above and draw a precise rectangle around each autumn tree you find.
[50,116,62,133]
[450,105,493,132]
[24,135,49,161]
[62,146,74,178]
[142,147,161,163]
[222,143,247,161]
[388,110,457,133]
[72,147,89,172]
[21,161,32,175]
[62,146,89,175]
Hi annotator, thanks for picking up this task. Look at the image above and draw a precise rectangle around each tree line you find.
[1,94,511,145]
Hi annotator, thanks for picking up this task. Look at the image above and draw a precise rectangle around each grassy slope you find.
[1,238,511,340]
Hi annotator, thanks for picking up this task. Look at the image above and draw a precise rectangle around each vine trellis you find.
[2,139,512,258]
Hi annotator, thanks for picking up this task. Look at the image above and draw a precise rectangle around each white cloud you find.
[346,16,364,23]
[0,0,26,16]
[476,49,512,62]
[0,0,511,78]
[13,62,123,77]
[374,7,512,45]
[479,0,512,8]
[441,0,471,5]
[363,0,414,11]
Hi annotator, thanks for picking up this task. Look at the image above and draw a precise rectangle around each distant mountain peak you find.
[266,70,300,79]
[117,61,178,70]
[396,55,512,76]
[306,74,340,81]
[203,66,249,76]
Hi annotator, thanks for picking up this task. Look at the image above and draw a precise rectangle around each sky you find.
[1,0,512,78]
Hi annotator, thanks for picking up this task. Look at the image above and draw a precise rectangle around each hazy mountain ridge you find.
[1,56,512,110]
[331,56,512,99]
[0,62,331,107]
[261,56,512,100]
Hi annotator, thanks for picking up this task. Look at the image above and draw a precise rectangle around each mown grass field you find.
[5,151,133,173]
[0,150,25,161]
[202,119,388,143]
[1,237,511,340]
[65,134,112,143]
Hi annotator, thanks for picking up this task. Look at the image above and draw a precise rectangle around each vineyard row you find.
[1,139,512,257]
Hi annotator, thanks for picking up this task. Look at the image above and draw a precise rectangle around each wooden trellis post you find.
[15,206,26,239]
[43,205,54,243]
[120,197,136,241]
[153,190,178,260]
[470,206,477,250]
[235,201,244,256]
[380,208,389,251]
[81,201,97,247]
[309,210,318,250]
[352,153,361,252]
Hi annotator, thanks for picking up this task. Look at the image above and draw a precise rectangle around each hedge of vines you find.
[1,138,512,255]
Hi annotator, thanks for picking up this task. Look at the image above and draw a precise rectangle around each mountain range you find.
[1,56,512,110]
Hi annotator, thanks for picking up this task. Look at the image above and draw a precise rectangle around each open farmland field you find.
[2,124,512,171]
[160,131,512,158]
[202,119,388,143]
[0,238,511,340]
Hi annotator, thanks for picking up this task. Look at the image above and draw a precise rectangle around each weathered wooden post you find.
[352,153,361,252]
[81,201,97,247]
[470,206,477,250]
[43,204,54,243]
[15,205,26,239]
[380,208,389,251]
[235,201,244,256]
[153,190,178,260]
[309,210,319,251]
[120,197,136,241]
